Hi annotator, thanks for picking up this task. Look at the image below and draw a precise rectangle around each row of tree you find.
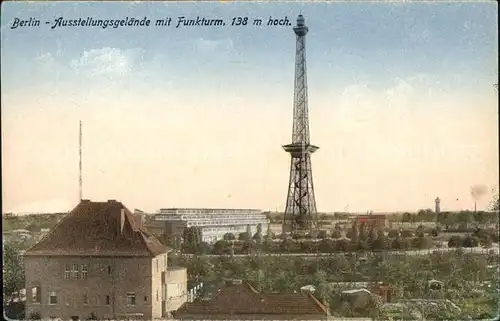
[181,220,498,255]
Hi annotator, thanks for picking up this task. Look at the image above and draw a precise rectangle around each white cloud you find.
[70,47,145,78]
[193,38,238,56]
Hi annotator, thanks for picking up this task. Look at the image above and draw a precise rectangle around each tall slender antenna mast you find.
[79,120,83,201]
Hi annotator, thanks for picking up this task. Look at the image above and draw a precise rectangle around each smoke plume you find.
[470,184,488,201]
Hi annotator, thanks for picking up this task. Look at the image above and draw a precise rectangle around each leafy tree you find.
[264,231,275,241]
[355,240,370,252]
[331,230,342,239]
[212,240,231,255]
[252,224,263,243]
[346,222,359,242]
[223,233,236,241]
[318,239,335,253]
[242,240,256,254]
[300,240,315,253]
[368,226,378,242]
[479,236,493,248]
[462,235,479,248]
[388,229,399,238]
[489,194,499,211]
[401,230,413,238]
[238,232,250,241]
[372,233,389,251]
[194,242,212,255]
[252,232,263,244]
[317,230,328,239]
[3,242,25,298]
[415,225,425,237]
[448,235,462,247]
[400,212,412,222]
[279,238,295,253]
[412,236,433,250]
[358,222,368,241]
[183,227,202,251]
[336,239,350,252]
[429,228,439,237]
[392,235,407,250]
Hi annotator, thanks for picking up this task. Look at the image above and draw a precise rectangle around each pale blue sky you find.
[1,2,498,213]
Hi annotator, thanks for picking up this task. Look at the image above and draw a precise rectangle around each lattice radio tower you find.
[282,15,319,234]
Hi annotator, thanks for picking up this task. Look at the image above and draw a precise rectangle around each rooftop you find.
[174,280,328,317]
[24,200,169,257]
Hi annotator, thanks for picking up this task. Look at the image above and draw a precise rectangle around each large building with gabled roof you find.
[23,199,183,321]
[173,279,329,320]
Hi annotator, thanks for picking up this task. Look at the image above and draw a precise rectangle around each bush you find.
[238,232,250,241]
[401,230,413,238]
[317,230,328,239]
[331,230,342,239]
[448,235,462,247]
[388,230,399,238]
[462,235,479,248]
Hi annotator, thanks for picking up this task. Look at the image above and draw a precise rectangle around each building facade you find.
[153,208,270,243]
[23,200,186,321]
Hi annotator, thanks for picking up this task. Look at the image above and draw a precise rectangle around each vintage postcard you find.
[2,1,498,321]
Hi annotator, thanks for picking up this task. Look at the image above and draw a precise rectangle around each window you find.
[49,292,57,305]
[32,286,41,303]
[156,290,158,301]
[71,264,79,280]
[144,296,148,302]
[83,294,88,305]
[107,266,112,274]
[105,295,111,305]
[81,264,88,279]
[126,293,136,306]
[65,264,71,280]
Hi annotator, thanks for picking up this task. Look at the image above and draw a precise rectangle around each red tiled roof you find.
[174,281,328,316]
[24,200,169,257]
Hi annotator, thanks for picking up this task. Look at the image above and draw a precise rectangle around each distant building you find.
[173,279,329,320]
[351,214,388,229]
[435,197,441,214]
[23,199,186,321]
[152,208,269,243]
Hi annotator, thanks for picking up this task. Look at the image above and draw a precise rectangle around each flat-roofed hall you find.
[152,208,270,243]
